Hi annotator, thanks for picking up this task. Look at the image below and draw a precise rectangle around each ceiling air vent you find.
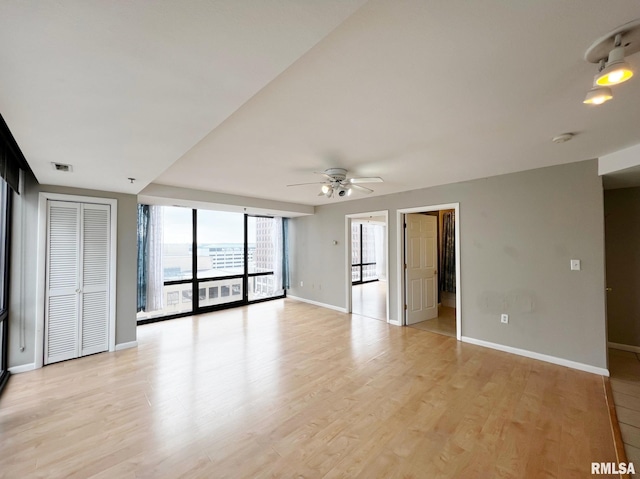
[51,162,73,172]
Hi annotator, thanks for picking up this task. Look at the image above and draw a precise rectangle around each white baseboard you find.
[608,341,640,354]
[461,336,609,377]
[287,295,347,313]
[8,363,36,374]
[388,319,402,326]
[115,341,138,351]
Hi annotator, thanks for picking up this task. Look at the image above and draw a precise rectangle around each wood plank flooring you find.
[407,306,456,338]
[609,347,640,477]
[351,281,387,322]
[0,299,617,478]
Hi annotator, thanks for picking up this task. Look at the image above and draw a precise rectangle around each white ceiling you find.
[2,1,640,206]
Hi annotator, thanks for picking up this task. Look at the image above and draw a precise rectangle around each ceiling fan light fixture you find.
[596,46,634,86]
[321,184,334,197]
[288,168,383,198]
[583,84,613,105]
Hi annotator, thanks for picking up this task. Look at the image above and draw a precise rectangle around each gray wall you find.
[604,187,640,347]
[289,160,608,369]
[9,173,138,368]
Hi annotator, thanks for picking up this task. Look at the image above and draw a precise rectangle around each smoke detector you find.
[552,133,574,144]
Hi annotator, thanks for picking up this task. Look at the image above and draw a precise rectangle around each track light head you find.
[596,45,634,86]
[583,84,613,105]
[583,21,640,106]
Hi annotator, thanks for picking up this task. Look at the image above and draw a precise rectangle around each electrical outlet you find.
[300,281,303,287]
[501,314,509,324]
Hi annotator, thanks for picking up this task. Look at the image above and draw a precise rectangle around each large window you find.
[137,207,286,322]
[352,222,381,284]
[160,206,193,316]
[0,178,10,392]
[1,113,30,397]
[196,210,245,309]
[248,216,283,301]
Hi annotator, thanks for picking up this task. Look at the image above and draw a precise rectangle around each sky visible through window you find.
[163,206,253,244]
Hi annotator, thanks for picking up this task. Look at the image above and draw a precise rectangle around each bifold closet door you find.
[80,204,110,356]
[45,201,110,365]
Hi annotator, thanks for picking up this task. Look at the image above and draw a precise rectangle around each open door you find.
[405,213,438,325]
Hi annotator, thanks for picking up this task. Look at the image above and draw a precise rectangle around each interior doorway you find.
[345,211,389,322]
[397,204,461,339]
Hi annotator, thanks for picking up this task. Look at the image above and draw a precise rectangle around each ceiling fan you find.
[287,168,383,198]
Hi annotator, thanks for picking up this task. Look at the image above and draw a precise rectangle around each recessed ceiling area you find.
[2,2,640,206]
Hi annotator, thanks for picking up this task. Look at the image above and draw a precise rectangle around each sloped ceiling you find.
[2,1,640,206]
[0,0,367,194]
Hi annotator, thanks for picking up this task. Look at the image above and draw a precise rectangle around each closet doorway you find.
[345,211,389,322]
[398,204,460,339]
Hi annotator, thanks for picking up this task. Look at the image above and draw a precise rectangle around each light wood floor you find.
[0,299,617,478]
[408,305,456,338]
[352,281,387,321]
[609,347,640,476]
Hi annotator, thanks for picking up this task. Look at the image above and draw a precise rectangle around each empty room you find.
[2,1,640,477]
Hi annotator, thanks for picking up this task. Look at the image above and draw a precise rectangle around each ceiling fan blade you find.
[314,171,335,181]
[349,177,383,184]
[350,184,373,194]
[287,181,326,187]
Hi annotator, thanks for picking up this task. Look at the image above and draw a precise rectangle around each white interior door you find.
[45,201,110,364]
[45,201,81,364]
[405,213,438,325]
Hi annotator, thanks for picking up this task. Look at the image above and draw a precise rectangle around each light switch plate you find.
[570,259,581,271]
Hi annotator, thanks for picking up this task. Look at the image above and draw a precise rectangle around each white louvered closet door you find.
[45,201,111,364]
[80,204,110,356]
[45,201,81,364]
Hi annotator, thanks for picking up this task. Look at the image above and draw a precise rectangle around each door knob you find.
[606,287,613,292]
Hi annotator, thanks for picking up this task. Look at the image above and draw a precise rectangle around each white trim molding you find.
[287,295,348,313]
[115,341,138,351]
[8,363,36,374]
[462,336,609,376]
[608,341,640,354]
[397,203,461,340]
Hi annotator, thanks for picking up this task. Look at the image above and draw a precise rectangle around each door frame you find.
[345,210,389,322]
[35,192,118,369]
[397,203,461,339]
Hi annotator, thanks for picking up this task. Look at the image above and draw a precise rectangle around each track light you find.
[583,78,613,105]
[583,21,640,106]
[596,41,633,86]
